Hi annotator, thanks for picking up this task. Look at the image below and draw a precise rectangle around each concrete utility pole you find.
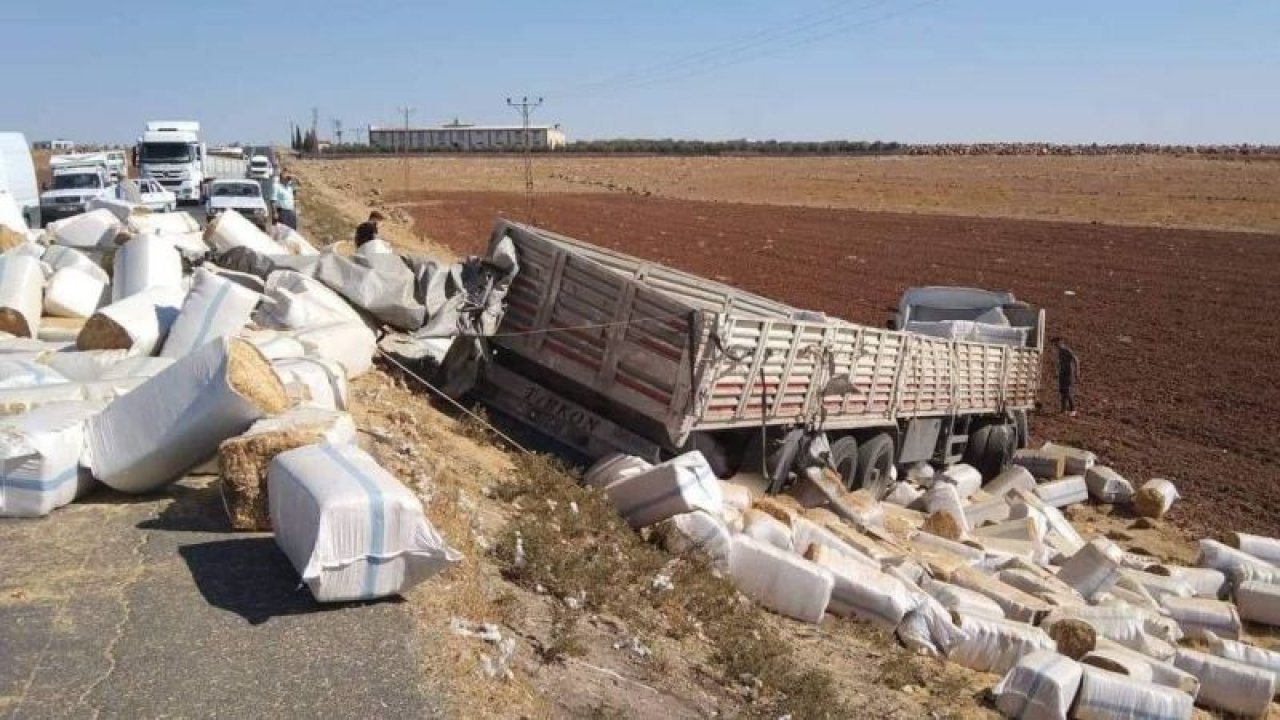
[506,96,543,221]
[397,106,416,191]
[310,107,319,149]
[331,119,344,146]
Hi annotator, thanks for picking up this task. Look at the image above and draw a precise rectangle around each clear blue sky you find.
[5,0,1276,145]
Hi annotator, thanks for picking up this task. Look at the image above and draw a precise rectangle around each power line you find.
[506,96,543,222]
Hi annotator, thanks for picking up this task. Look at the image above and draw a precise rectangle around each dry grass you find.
[300,154,1280,234]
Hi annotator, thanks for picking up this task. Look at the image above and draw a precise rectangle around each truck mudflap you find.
[475,362,662,463]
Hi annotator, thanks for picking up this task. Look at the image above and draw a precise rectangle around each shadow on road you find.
[137,480,231,533]
[179,538,321,624]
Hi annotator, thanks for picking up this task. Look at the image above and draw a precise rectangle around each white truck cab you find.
[247,155,273,179]
[137,120,206,204]
[40,160,114,223]
[205,179,269,229]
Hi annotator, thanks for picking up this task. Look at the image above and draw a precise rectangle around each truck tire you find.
[855,433,895,499]
[686,432,739,479]
[1012,410,1030,449]
[967,424,1014,479]
[964,424,993,470]
[829,436,860,491]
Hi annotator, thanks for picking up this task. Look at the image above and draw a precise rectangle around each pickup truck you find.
[204,179,269,229]
[39,161,115,223]
[458,220,1045,496]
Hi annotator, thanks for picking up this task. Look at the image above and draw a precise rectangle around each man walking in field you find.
[1053,337,1080,416]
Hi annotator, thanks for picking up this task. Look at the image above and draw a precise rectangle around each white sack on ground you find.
[964,495,1011,526]
[1039,441,1096,476]
[727,533,833,624]
[1197,538,1275,576]
[77,285,184,355]
[1160,597,1241,641]
[272,356,349,410]
[604,451,722,529]
[924,481,970,534]
[938,463,982,499]
[309,252,424,330]
[112,234,182,303]
[0,254,45,338]
[0,358,67,389]
[1057,538,1125,599]
[1089,638,1201,695]
[983,465,1037,498]
[1230,532,1280,566]
[271,225,319,256]
[44,267,107,319]
[946,612,1056,675]
[47,209,120,249]
[241,330,308,361]
[582,453,652,489]
[291,321,376,378]
[128,211,201,236]
[269,443,461,602]
[0,401,104,517]
[1041,605,1169,656]
[97,355,174,381]
[1205,633,1280,690]
[1153,565,1226,599]
[42,245,109,284]
[884,481,924,508]
[1010,449,1064,480]
[740,508,793,552]
[1173,648,1275,717]
[160,268,260,358]
[1084,465,1135,504]
[204,209,289,256]
[1133,478,1179,519]
[1072,663,1193,720]
[1033,475,1088,508]
[806,544,919,628]
[0,378,147,416]
[922,577,1006,619]
[1235,580,1280,626]
[659,511,731,569]
[992,650,1082,720]
[1122,569,1194,604]
[86,337,288,493]
[39,350,129,382]
[255,270,363,330]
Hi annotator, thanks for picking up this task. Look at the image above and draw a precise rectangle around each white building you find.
[369,121,566,151]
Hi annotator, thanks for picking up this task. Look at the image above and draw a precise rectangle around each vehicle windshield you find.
[52,173,102,190]
[140,142,194,163]
[211,183,261,198]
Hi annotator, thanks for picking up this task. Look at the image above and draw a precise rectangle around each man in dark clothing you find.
[354,211,384,248]
[1052,337,1080,415]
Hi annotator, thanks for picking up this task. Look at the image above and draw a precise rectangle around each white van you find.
[0,132,40,228]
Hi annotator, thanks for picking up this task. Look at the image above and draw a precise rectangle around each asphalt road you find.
[0,475,440,719]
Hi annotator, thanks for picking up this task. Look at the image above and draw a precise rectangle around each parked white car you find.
[117,177,177,212]
[205,179,269,228]
[247,155,273,180]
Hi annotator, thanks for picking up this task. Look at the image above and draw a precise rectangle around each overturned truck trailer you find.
[466,220,1044,495]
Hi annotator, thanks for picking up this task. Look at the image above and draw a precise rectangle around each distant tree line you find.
[290,126,320,153]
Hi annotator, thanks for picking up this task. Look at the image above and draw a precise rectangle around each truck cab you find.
[137,121,205,204]
[247,155,273,180]
[39,163,113,223]
[205,179,269,229]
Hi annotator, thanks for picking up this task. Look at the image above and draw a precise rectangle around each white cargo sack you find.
[272,356,349,410]
[992,650,1082,720]
[1197,538,1276,578]
[0,358,67,389]
[48,209,120,249]
[86,337,287,493]
[0,378,147,416]
[160,268,260,358]
[582,453,652,489]
[291,321,376,378]
[924,481,970,533]
[42,349,132,382]
[204,209,289,256]
[42,245,109,284]
[44,267,107,319]
[604,451,722,529]
[269,443,462,602]
[1039,441,1096,475]
[660,511,732,569]
[808,544,919,628]
[98,355,174,381]
[1235,581,1280,627]
[922,578,1006,619]
[740,508,794,552]
[1230,532,1280,566]
[946,612,1056,675]
[112,234,182,303]
[271,225,319,256]
[241,330,308,361]
[937,463,982,499]
[0,401,103,517]
[1057,537,1125,599]
[1084,465,1135,504]
[1033,475,1088,508]
[1134,478,1179,519]
[1173,648,1275,717]
[1162,596,1241,641]
[0,254,45,338]
[1072,664,1193,720]
[983,465,1037,498]
[255,270,363,330]
[727,534,833,624]
[77,285,185,355]
[1205,633,1280,689]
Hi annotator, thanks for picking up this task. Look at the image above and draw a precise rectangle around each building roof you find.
[370,125,561,132]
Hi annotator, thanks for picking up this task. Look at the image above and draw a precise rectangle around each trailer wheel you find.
[855,434,895,499]
[964,424,993,469]
[967,424,1014,479]
[829,436,860,491]
[1011,410,1030,449]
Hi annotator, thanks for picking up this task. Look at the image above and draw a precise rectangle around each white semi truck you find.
[135,121,247,204]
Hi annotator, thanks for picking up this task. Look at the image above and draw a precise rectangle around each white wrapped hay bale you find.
[658,511,731,569]
[983,465,1037,498]
[255,270,363,330]
[946,566,1051,623]
[924,481,970,535]
[922,577,1006,619]
[204,209,289,256]
[241,330,308,361]
[111,234,182,303]
[582,453,651,489]
[87,337,289,493]
[1033,475,1088,508]
[47,208,120,249]
[727,534,833,624]
[1235,580,1280,626]
[992,650,1082,720]
[0,377,148,416]
[0,358,67,389]
[1151,565,1226,599]
[160,268,260,358]
[740,508,793,552]
[1173,648,1275,717]
[127,210,202,237]
[0,254,45,338]
[0,400,104,517]
[964,495,1011,526]
[1072,663,1193,720]
[291,321,375,379]
[1122,569,1194,605]
[42,245,109,284]
[44,267,107,319]
[1133,478,1179,519]
[946,612,1056,675]
[1011,448,1064,480]
[272,356,349,410]
[883,481,924,508]
[1204,633,1280,690]
[272,225,319,256]
[805,544,919,628]
[1057,538,1125,599]
[1084,465,1134,504]
[1229,531,1280,566]
[220,408,357,531]
[40,350,128,382]
[604,451,722,529]
[1039,441,1096,476]
[1160,596,1241,641]
[1090,637,1201,695]
[937,463,982,499]
[97,355,174,381]
[1197,538,1275,576]
[77,285,185,355]
[269,443,461,602]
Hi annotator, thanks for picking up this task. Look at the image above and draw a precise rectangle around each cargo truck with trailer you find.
[458,220,1045,496]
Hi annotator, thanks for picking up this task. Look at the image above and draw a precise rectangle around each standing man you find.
[273,172,298,229]
[1052,337,1080,416]
[354,210,384,248]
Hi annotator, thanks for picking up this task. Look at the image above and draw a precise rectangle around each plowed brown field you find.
[405,190,1280,536]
